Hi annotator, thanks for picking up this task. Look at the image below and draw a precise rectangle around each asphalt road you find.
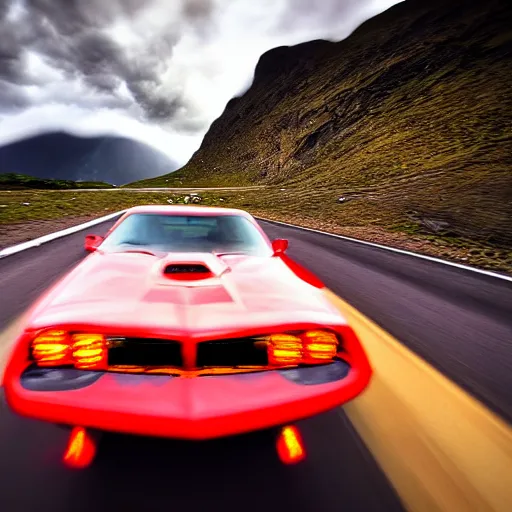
[0,217,511,511]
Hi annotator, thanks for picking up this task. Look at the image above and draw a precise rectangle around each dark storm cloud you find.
[0,0,183,120]
[180,0,218,41]
[26,0,145,33]
[0,79,29,110]
[0,53,20,83]
[182,0,214,22]
[0,0,9,18]
[0,9,24,82]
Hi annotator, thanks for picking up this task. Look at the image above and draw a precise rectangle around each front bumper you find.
[5,361,370,439]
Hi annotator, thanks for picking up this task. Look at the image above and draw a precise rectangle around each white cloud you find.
[0,0,404,167]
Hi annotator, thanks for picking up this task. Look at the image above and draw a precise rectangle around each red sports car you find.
[3,205,372,468]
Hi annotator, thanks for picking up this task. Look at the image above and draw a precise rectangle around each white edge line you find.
[0,210,127,259]
[255,217,512,283]
[0,208,510,283]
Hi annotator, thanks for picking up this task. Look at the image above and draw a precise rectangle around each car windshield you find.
[100,213,272,256]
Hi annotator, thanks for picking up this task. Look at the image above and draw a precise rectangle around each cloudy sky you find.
[0,0,402,166]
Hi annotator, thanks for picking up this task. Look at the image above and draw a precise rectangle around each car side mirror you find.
[272,239,288,255]
[84,234,104,252]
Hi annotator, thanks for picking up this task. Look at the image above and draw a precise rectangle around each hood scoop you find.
[156,253,230,282]
[164,263,211,275]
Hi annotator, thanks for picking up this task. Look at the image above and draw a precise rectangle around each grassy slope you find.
[1,188,510,273]
[131,0,512,254]
[0,173,114,190]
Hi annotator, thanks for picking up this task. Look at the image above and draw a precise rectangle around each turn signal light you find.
[71,334,108,370]
[31,330,72,366]
[31,330,107,370]
[267,330,339,366]
[302,330,338,362]
[268,334,303,365]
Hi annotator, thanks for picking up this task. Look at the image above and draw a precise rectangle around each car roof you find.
[122,205,253,218]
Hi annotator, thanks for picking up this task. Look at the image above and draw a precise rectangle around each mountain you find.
[133,0,512,247]
[0,132,177,186]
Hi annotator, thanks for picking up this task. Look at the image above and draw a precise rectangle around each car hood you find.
[28,251,344,336]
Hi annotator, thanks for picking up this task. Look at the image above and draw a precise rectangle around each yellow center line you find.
[324,289,512,512]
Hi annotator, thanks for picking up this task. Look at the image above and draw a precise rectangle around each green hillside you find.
[0,173,114,190]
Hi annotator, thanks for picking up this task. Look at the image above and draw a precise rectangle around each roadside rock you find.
[420,218,451,233]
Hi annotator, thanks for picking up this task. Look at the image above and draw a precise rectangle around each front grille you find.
[108,338,182,367]
[196,337,268,368]
[106,336,268,373]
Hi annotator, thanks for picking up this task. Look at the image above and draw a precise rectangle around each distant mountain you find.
[0,132,177,185]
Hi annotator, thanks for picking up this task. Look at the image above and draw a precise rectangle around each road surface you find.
[1,217,511,512]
